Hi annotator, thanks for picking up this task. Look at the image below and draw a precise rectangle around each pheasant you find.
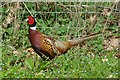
[26,16,100,60]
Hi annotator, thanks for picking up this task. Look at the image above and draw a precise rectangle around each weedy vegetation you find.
[0,2,119,78]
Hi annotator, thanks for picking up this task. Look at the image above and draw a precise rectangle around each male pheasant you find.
[26,16,100,60]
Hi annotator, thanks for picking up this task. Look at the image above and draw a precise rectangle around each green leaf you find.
[25,58,34,70]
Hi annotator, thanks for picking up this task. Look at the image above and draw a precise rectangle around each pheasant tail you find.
[68,32,100,47]
[56,32,101,55]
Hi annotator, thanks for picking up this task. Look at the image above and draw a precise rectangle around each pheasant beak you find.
[26,18,29,22]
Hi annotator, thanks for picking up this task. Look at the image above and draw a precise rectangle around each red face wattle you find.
[27,16,35,25]
[27,16,36,27]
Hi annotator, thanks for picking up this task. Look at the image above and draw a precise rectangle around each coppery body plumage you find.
[29,29,57,59]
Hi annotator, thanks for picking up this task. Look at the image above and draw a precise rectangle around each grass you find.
[0,2,119,78]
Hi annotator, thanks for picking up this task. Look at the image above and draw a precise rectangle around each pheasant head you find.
[26,16,36,30]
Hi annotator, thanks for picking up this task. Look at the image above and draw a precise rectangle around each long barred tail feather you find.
[68,32,101,47]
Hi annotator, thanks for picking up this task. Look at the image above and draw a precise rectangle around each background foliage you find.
[0,2,119,78]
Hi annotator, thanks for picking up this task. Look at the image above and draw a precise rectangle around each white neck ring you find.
[30,26,36,30]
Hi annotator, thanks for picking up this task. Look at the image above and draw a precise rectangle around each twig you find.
[97,6,119,12]
[102,3,117,33]
[22,2,33,17]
